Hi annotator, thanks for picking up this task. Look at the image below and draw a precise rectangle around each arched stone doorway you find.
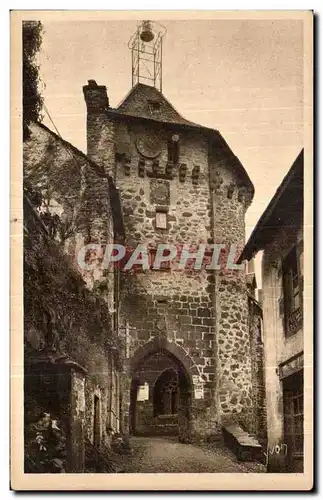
[129,338,194,442]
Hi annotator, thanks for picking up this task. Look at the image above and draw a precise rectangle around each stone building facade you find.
[23,122,125,472]
[248,296,266,444]
[83,80,264,441]
[239,150,304,471]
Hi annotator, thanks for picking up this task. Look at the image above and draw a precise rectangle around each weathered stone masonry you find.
[83,80,262,440]
[23,121,125,471]
[208,141,256,431]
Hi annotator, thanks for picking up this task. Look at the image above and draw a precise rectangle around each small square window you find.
[148,100,161,114]
[156,211,167,229]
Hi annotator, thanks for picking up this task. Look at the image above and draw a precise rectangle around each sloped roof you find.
[107,83,254,198]
[238,149,304,263]
[83,80,254,196]
[112,83,204,129]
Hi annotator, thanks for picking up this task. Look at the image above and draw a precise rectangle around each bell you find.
[140,20,154,43]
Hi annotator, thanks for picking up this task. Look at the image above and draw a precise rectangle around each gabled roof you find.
[111,83,204,129]
[238,149,304,263]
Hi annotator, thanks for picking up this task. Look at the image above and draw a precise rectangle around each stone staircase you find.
[223,424,263,462]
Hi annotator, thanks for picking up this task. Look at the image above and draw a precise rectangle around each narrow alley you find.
[120,436,266,473]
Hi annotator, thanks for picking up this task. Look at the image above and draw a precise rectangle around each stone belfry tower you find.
[83,21,257,440]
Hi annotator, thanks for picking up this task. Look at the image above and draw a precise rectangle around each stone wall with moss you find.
[23,122,125,471]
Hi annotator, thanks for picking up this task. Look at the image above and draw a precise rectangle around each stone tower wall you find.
[113,119,219,436]
[209,147,255,431]
[83,82,259,439]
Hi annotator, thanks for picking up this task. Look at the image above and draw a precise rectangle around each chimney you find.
[82,80,115,174]
[83,80,109,113]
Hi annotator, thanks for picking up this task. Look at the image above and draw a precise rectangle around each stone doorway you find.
[129,340,193,442]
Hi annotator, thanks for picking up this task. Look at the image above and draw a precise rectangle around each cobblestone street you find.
[120,436,266,473]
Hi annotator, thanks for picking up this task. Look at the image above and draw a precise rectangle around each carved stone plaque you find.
[150,179,170,205]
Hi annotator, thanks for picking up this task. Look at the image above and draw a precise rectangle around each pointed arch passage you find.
[130,337,199,383]
[129,338,195,442]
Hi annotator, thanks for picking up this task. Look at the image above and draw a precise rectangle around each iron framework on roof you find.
[128,21,167,92]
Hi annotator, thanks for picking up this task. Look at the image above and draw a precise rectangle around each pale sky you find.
[39,18,304,283]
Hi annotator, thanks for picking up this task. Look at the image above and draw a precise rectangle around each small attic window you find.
[148,100,161,115]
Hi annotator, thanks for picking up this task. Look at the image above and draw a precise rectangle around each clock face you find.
[136,132,162,159]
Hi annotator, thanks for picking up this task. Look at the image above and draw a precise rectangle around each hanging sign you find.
[194,382,204,400]
[137,382,149,401]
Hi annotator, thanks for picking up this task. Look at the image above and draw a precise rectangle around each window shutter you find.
[283,267,292,316]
